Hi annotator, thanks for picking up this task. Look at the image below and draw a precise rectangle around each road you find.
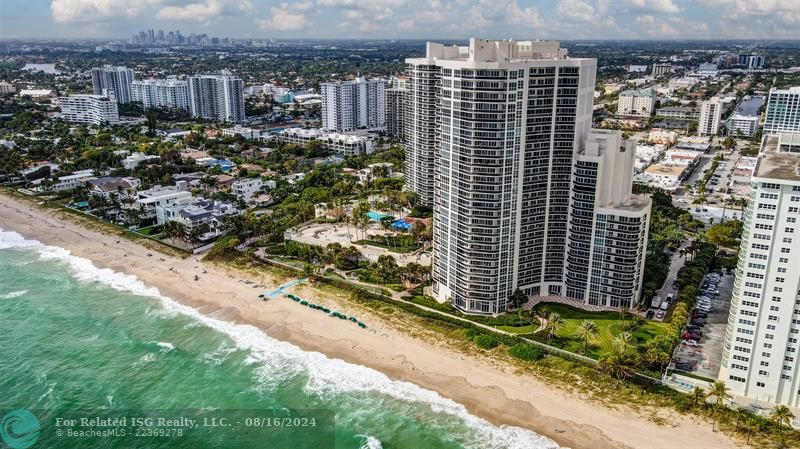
[647,242,688,321]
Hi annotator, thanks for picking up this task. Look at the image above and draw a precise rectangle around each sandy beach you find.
[0,193,738,449]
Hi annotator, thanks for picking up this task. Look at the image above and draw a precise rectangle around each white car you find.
[682,340,699,347]
[656,311,665,319]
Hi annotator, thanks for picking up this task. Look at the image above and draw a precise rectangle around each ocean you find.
[0,229,558,449]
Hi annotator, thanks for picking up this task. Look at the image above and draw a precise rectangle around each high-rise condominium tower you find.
[698,97,723,137]
[187,73,245,123]
[131,78,190,111]
[409,38,650,314]
[719,132,800,407]
[91,66,134,104]
[320,78,386,132]
[764,87,800,136]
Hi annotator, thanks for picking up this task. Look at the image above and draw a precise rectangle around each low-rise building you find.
[642,164,687,190]
[663,149,701,166]
[17,89,56,99]
[123,152,160,170]
[648,128,678,145]
[655,106,699,120]
[231,177,276,203]
[273,128,373,156]
[0,81,15,96]
[221,126,261,140]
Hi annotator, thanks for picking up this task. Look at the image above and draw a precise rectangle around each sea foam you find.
[0,229,560,449]
[0,290,27,299]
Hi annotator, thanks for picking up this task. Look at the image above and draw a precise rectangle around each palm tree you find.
[599,348,636,380]
[616,331,634,352]
[689,386,706,407]
[770,405,795,447]
[743,416,759,445]
[576,319,598,355]
[734,408,749,431]
[707,381,732,432]
[545,312,564,341]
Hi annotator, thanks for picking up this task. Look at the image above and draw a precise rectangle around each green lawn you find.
[534,303,671,358]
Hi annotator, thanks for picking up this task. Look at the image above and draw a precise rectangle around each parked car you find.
[691,319,706,326]
[682,332,701,341]
[692,312,708,319]
[675,362,694,371]
[656,311,665,319]
[646,310,655,319]
[682,339,699,347]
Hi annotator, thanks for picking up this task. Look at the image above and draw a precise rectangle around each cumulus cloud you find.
[630,0,681,13]
[257,2,309,31]
[50,0,156,23]
[156,0,254,23]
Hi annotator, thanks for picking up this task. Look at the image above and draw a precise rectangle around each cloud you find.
[556,0,599,22]
[257,2,309,31]
[630,0,681,13]
[156,0,254,23]
[50,0,157,23]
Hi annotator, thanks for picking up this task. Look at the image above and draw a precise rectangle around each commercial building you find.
[131,78,190,111]
[648,128,678,145]
[406,38,650,314]
[719,133,800,408]
[188,73,245,123]
[59,95,120,125]
[618,89,656,117]
[652,63,672,76]
[698,97,723,137]
[642,163,687,191]
[385,87,408,139]
[764,87,800,136]
[320,77,386,132]
[272,128,373,157]
[739,54,766,69]
[91,66,134,103]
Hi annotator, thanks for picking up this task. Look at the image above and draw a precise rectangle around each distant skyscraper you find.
[320,78,386,132]
[719,132,800,408]
[739,54,766,69]
[764,87,800,136]
[698,97,723,136]
[131,78,190,111]
[90,66,134,104]
[409,38,650,315]
[187,73,245,123]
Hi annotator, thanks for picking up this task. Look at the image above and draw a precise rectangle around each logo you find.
[0,409,40,449]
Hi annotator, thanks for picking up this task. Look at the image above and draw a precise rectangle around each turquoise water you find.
[0,229,558,449]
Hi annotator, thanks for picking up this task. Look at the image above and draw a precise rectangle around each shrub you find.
[508,343,545,361]
[474,334,499,349]
[463,328,481,339]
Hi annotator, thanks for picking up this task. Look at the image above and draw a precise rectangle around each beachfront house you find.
[156,197,239,241]
[133,183,192,221]
[87,176,141,200]
[31,169,95,192]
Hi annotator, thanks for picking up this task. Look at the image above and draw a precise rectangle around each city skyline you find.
[2,0,800,40]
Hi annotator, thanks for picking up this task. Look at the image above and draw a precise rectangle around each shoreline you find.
[0,193,738,449]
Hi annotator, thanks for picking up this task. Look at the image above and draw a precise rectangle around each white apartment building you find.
[764,87,800,136]
[91,66,134,103]
[320,77,386,132]
[719,133,800,408]
[273,128,373,156]
[59,95,120,125]
[618,89,656,117]
[698,97,723,137]
[131,78,190,111]
[0,81,15,95]
[408,38,650,315]
[188,73,245,123]
[729,114,760,138]
[564,130,651,309]
[32,169,95,192]
[222,126,261,140]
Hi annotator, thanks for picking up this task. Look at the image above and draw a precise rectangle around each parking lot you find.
[671,271,733,378]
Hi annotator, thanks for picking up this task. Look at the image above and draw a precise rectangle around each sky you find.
[1,0,799,40]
